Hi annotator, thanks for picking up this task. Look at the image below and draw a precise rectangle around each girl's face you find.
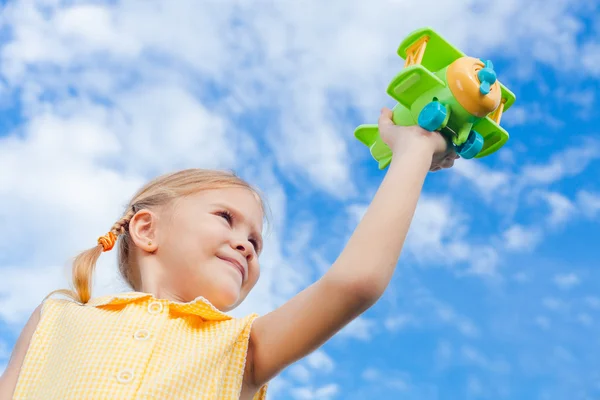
[132,187,264,311]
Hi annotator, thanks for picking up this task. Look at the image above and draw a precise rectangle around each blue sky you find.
[1,1,599,399]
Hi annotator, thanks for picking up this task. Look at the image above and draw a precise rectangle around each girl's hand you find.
[378,107,459,171]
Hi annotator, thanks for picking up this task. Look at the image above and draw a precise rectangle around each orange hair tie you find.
[98,231,117,252]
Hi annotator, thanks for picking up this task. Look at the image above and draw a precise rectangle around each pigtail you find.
[45,209,136,304]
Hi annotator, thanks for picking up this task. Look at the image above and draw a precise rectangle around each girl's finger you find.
[378,107,394,128]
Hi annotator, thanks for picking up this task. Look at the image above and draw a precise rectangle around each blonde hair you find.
[47,168,267,304]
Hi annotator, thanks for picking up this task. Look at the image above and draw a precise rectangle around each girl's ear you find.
[129,209,158,253]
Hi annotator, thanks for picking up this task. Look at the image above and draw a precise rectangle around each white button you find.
[133,329,150,341]
[116,368,134,384]
[147,301,163,314]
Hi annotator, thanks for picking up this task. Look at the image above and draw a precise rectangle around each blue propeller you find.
[478,59,497,95]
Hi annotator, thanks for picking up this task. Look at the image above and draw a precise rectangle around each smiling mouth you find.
[218,257,245,281]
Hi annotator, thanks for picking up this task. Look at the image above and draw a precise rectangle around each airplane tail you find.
[354,124,379,147]
[354,124,393,170]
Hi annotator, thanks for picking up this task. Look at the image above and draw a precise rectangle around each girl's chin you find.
[207,282,243,311]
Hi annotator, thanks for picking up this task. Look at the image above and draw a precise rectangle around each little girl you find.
[0,108,457,399]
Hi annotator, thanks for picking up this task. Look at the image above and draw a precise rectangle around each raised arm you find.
[247,108,450,387]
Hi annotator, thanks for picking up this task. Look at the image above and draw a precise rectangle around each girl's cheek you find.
[250,262,260,281]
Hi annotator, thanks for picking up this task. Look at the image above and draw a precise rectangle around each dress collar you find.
[85,291,232,321]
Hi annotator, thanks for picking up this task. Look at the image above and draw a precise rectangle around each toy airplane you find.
[355,27,516,169]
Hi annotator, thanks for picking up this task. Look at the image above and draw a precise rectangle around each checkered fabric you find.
[13,292,268,399]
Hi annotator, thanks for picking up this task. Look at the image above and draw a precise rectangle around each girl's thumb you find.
[378,107,394,129]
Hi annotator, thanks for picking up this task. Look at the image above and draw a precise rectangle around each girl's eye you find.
[217,210,233,224]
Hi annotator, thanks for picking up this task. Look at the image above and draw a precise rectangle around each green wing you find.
[473,116,509,158]
[499,83,516,111]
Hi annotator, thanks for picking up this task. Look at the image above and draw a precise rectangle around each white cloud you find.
[503,224,543,252]
[288,364,312,384]
[402,284,482,339]
[498,185,595,254]
[466,375,484,397]
[284,350,335,388]
[362,367,410,392]
[585,296,600,309]
[535,316,551,330]
[3,0,598,195]
[536,191,577,226]
[451,158,511,199]
[552,346,575,364]
[554,88,597,119]
[384,314,416,333]
[503,103,564,128]
[553,273,580,290]
[1,0,353,195]
[305,350,335,374]
[577,191,600,218]
[348,194,500,277]
[450,139,600,258]
[512,271,531,283]
[435,303,480,338]
[577,313,593,327]
[406,196,460,255]
[542,297,568,312]
[291,383,340,400]
[521,140,600,186]
[336,316,376,341]
[408,196,500,277]
[460,345,511,374]
[581,41,600,77]
[435,340,453,369]
[0,264,71,324]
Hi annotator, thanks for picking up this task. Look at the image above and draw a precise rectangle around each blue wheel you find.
[455,130,484,159]
[418,101,447,132]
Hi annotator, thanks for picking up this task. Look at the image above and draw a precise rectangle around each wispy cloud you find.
[349,195,501,277]
[384,314,417,332]
[305,351,335,374]
[503,103,564,128]
[577,191,600,218]
[290,383,340,400]
[336,316,377,341]
[460,345,511,374]
[521,139,600,186]
[553,273,581,290]
[503,224,543,253]
[362,367,410,392]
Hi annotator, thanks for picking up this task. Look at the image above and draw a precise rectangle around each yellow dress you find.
[13,292,268,399]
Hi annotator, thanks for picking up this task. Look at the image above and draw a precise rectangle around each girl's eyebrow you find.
[213,202,263,253]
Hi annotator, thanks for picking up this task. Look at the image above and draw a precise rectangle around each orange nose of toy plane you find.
[447,56,501,118]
